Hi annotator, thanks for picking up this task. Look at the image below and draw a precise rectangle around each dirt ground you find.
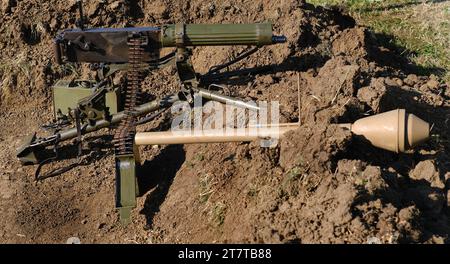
[0,0,449,244]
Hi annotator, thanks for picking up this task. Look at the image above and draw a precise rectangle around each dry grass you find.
[308,0,450,82]
[0,51,32,79]
[198,173,217,204]
[197,173,226,227]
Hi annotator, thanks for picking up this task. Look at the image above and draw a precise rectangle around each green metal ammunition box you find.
[52,79,120,118]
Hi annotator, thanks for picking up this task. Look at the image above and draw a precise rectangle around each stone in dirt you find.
[410,160,445,189]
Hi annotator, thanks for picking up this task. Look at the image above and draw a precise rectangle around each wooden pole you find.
[134,124,299,145]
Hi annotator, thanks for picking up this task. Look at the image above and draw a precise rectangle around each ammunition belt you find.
[113,35,145,156]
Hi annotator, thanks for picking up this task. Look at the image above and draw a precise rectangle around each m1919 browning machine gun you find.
[16,2,431,224]
[16,1,288,223]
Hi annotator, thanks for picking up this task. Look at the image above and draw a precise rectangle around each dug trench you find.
[0,1,448,243]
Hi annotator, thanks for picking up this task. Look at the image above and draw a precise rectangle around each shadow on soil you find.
[138,145,186,228]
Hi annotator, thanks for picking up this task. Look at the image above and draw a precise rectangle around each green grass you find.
[307,0,450,82]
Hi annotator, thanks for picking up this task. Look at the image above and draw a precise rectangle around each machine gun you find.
[16,2,431,224]
[16,2,287,224]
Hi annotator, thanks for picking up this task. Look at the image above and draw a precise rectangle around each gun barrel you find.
[161,23,284,47]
